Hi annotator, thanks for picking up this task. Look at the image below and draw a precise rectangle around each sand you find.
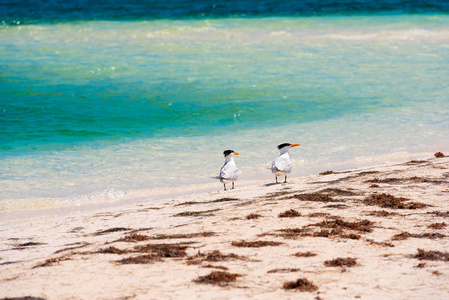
[1,155,449,300]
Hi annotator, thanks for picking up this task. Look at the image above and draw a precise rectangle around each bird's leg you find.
[284,175,287,183]
[223,184,227,191]
[275,176,278,183]
[232,182,235,189]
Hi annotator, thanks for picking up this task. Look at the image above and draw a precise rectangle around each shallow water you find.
[1,2,449,212]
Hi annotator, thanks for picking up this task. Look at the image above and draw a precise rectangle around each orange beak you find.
[234,152,240,155]
[291,144,301,147]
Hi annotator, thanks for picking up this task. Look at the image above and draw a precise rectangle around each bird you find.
[218,150,240,191]
[271,143,301,183]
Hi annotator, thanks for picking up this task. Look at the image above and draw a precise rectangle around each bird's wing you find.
[273,155,293,173]
[220,163,239,180]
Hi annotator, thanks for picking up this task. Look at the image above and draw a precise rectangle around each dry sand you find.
[1,156,449,300]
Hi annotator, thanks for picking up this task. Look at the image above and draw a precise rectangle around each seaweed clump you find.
[292,251,317,257]
[116,254,161,264]
[246,213,262,220]
[427,211,449,217]
[186,250,246,265]
[94,227,131,236]
[33,255,72,268]
[309,217,373,233]
[267,268,301,273]
[363,193,427,209]
[13,242,46,250]
[427,222,447,230]
[149,232,215,240]
[434,152,445,158]
[134,243,189,258]
[291,193,339,203]
[413,249,449,261]
[283,278,318,292]
[300,216,374,240]
[276,228,302,239]
[319,170,335,175]
[278,209,301,218]
[116,233,149,243]
[97,246,126,254]
[392,231,446,240]
[173,209,219,217]
[231,240,284,247]
[367,210,396,217]
[324,257,357,268]
[194,271,240,286]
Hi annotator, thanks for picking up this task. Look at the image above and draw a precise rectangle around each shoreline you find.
[1,155,449,299]
[0,150,442,224]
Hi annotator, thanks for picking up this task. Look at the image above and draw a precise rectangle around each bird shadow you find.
[265,182,282,187]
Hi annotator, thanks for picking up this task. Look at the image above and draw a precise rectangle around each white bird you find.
[271,143,301,183]
[218,150,240,191]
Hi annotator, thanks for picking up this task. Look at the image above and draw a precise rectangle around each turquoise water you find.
[1,11,449,210]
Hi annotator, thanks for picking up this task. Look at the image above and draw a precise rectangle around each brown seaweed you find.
[116,254,161,264]
[319,170,335,175]
[231,240,284,247]
[308,217,373,233]
[324,257,357,267]
[289,193,340,203]
[54,242,90,254]
[283,278,318,292]
[176,198,240,206]
[278,209,301,218]
[413,249,449,261]
[363,193,427,209]
[148,232,215,240]
[116,233,150,243]
[194,271,241,286]
[292,251,317,257]
[427,211,449,217]
[427,222,447,229]
[392,232,446,240]
[172,209,219,217]
[202,264,229,270]
[97,246,127,254]
[366,210,397,217]
[186,250,246,265]
[276,228,302,238]
[434,152,445,158]
[267,268,301,273]
[33,256,72,268]
[319,188,359,196]
[246,213,262,219]
[13,242,46,250]
[94,227,131,236]
[134,243,189,258]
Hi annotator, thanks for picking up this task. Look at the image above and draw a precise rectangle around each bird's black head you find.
[223,150,234,157]
[277,143,292,149]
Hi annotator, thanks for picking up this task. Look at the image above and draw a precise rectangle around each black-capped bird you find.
[271,143,301,183]
[218,150,240,191]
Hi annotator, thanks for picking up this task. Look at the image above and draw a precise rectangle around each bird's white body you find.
[220,156,239,184]
[216,150,240,190]
[271,151,293,176]
[271,143,300,183]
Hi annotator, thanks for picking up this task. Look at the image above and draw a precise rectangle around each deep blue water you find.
[2,0,449,24]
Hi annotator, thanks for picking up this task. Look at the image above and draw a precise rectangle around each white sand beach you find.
[1,155,449,299]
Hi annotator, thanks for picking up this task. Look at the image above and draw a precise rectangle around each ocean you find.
[1,0,449,213]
